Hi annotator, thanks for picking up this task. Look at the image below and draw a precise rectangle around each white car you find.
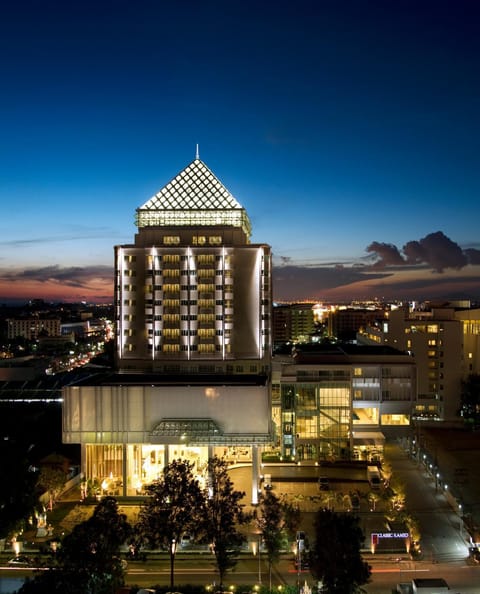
[8,555,34,567]
[180,533,192,548]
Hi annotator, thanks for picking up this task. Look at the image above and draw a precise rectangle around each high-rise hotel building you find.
[63,157,272,501]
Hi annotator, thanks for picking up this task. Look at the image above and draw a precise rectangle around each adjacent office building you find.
[272,302,316,346]
[62,157,272,501]
[271,343,416,463]
[357,306,477,422]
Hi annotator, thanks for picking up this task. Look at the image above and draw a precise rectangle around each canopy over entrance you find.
[352,431,386,446]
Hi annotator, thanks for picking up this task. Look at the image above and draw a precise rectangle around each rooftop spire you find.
[195,143,200,160]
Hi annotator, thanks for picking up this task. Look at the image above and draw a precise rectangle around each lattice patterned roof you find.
[135,159,251,237]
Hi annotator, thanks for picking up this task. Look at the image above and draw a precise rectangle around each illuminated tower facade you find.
[115,157,271,374]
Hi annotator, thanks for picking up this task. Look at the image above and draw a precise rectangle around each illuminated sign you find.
[371,532,409,540]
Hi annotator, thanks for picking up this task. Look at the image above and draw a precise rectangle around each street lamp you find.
[295,538,303,591]
[170,538,177,590]
[297,543,301,590]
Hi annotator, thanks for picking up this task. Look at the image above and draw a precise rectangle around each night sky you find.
[1,0,479,303]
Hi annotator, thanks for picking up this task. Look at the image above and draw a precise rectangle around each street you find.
[365,440,479,593]
[2,548,480,593]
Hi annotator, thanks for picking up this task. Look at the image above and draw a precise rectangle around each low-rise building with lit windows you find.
[455,308,480,376]
[271,343,416,463]
[7,316,61,340]
[357,304,480,422]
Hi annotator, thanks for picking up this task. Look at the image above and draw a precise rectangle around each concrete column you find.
[164,445,170,466]
[251,445,260,505]
[122,444,127,497]
[81,444,87,479]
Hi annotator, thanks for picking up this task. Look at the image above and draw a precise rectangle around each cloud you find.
[0,227,122,248]
[272,230,480,302]
[272,265,390,301]
[1,231,479,305]
[0,265,114,289]
[367,231,474,272]
[276,265,480,303]
[403,232,467,271]
[366,242,405,267]
[365,273,480,301]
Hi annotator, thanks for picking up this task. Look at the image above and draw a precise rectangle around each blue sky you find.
[1,0,479,303]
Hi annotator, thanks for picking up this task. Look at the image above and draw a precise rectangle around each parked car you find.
[8,555,34,567]
[263,473,272,490]
[180,533,192,548]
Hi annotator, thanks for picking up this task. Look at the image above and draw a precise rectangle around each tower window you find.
[163,236,180,245]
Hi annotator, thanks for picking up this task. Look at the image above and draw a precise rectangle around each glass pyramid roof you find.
[136,159,251,238]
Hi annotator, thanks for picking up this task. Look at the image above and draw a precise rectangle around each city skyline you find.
[1,1,479,305]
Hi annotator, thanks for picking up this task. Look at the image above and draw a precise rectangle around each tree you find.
[136,459,204,589]
[200,456,250,587]
[386,475,406,515]
[256,490,285,590]
[380,460,393,487]
[0,439,39,540]
[309,509,371,594]
[18,496,132,594]
[59,496,131,594]
[38,465,66,510]
[367,491,381,512]
[279,496,302,539]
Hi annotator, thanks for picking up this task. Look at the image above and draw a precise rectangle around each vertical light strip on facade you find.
[117,247,125,357]
[256,247,264,355]
[189,249,197,359]
[186,247,192,360]
[262,249,269,357]
[221,246,226,359]
[150,246,156,361]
